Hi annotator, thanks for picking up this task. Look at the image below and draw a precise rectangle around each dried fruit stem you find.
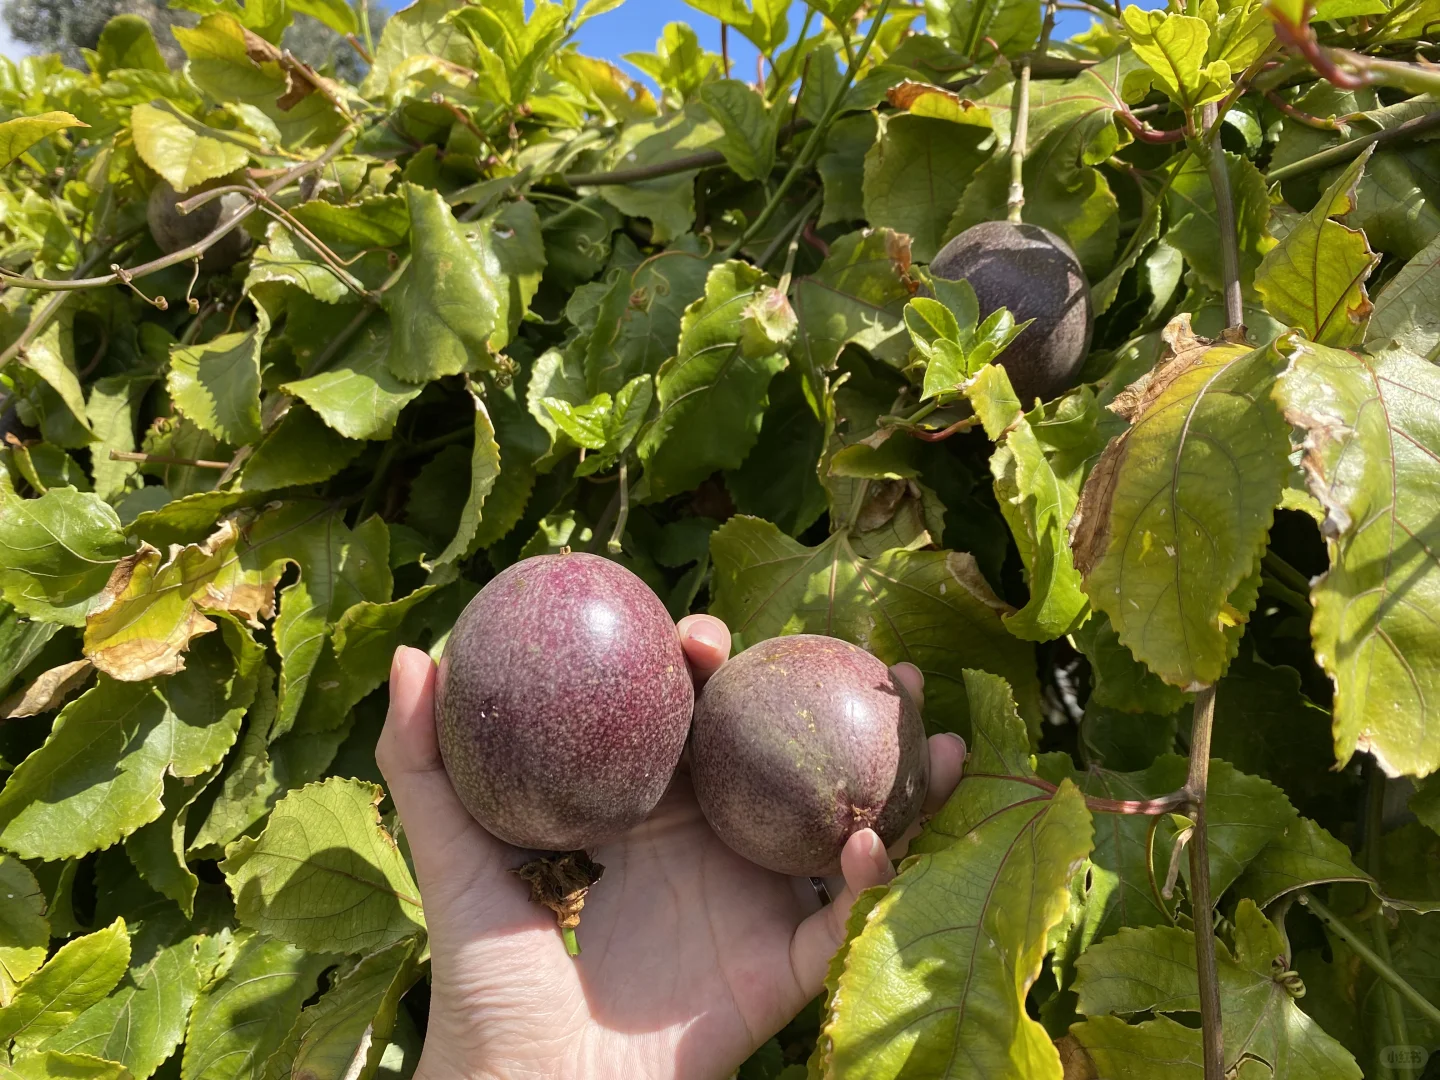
[1186,685,1224,1080]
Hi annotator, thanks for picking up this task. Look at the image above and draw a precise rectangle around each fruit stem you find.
[562,926,582,957]
[1006,2,1056,224]
[607,457,630,555]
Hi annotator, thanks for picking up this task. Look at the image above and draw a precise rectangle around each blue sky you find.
[572,1,1107,80]
[0,1,1110,66]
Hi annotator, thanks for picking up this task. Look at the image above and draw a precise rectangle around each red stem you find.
[963,773,1193,815]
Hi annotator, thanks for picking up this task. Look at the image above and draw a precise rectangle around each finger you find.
[677,614,731,685]
[890,661,925,714]
[377,648,507,891]
[789,829,894,996]
[888,733,968,858]
[923,732,966,815]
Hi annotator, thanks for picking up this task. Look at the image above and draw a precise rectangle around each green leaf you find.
[167,325,265,447]
[699,79,776,182]
[1121,8,1231,112]
[967,365,1091,641]
[235,404,364,493]
[1074,901,1363,1079]
[817,674,1092,1079]
[4,1050,133,1080]
[928,0,1040,58]
[0,112,86,168]
[709,516,1041,732]
[129,104,247,193]
[174,13,344,147]
[288,0,357,35]
[385,184,504,384]
[1366,230,1440,360]
[243,226,353,306]
[1232,816,1370,908]
[862,114,992,262]
[790,228,917,405]
[43,905,206,1080]
[725,368,827,536]
[221,777,425,954]
[1276,336,1440,776]
[18,304,96,447]
[1256,149,1380,347]
[260,937,419,1080]
[123,766,222,918]
[0,628,258,860]
[1071,316,1290,688]
[429,384,502,566]
[0,856,48,1007]
[1165,150,1275,297]
[1072,611,1191,715]
[0,487,134,627]
[637,262,792,500]
[587,104,719,242]
[280,317,422,441]
[271,510,390,739]
[87,376,151,505]
[362,0,476,98]
[96,14,167,74]
[181,931,333,1080]
[0,919,130,1049]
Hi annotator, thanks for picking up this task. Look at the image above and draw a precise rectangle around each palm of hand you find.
[422,779,822,1080]
[381,618,963,1080]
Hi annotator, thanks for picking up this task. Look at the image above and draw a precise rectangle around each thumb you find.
[377,647,511,912]
[787,828,895,997]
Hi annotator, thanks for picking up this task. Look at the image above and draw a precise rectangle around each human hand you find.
[378,615,966,1080]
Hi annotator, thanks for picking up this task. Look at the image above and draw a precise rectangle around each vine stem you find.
[1202,101,1244,331]
[0,124,356,297]
[1266,107,1440,183]
[1300,889,1440,1029]
[1364,759,1418,1079]
[721,0,893,259]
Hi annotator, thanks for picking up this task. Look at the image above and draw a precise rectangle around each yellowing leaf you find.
[1072,315,1290,688]
[817,672,1093,1080]
[130,103,248,193]
[1122,8,1231,111]
[1256,148,1380,347]
[0,112,86,168]
[1277,337,1440,777]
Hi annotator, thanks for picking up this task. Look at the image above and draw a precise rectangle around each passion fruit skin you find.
[435,552,694,851]
[929,220,1093,405]
[146,178,252,271]
[689,634,929,877]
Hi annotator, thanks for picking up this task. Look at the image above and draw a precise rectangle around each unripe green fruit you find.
[930,221,1093,405]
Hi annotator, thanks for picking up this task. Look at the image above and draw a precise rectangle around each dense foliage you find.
[1,0,1440,1076]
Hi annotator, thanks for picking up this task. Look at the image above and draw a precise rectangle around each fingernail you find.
[867,829,885,864]
[687,621,724,650]
[944,732,967,761]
